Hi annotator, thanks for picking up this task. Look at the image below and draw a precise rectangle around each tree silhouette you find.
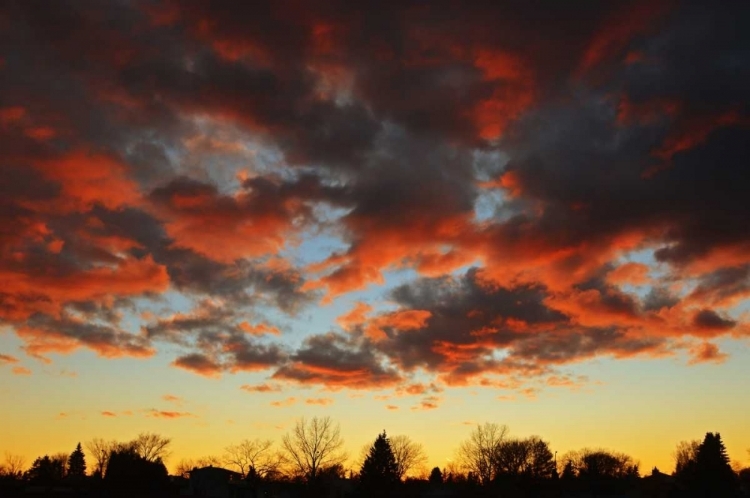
[0,453,25,479]
[132,432,171,463]
[359,431,399,495]
[561,460,576,480]
[674,439,700,476]
[562,448,639,479]
[390,434,427,480]
[494,436,556,479]
[281,416,346,483]
[429,466,443,485]
[457,422,508,484]
[26,455,65,485]
[86,438,118,477]
[67,443,86,480]
[105,446,169,496]
[692,432,737,496]
[223,438,281,479]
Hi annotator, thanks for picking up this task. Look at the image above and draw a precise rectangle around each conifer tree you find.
[359,431,399,494]
[67,443,87,480]
[693,432,737,496]
[429,466,443,485]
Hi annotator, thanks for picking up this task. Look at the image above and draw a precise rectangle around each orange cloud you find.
[147,409,195,419]
[240,383,282,393]
[101,411,117,417]
[31,150,142,213]
[363,309,432,341]
[12,366,32,376]
[149,177,316,263]
[337,302,373,331]
[239,322,282,336]
[607,262,651,286]
[305,397,334,406]
[411,396,441,411]
[688,342,728,365]
[274,362,401,390]
[270,397,297,407]
[162,394,183,403]
[0,255,169,321]
[0,354,19,364]
[386,405,399,411]
[171,354,223,378]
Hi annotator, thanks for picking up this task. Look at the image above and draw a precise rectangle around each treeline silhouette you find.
[1,417,749,497]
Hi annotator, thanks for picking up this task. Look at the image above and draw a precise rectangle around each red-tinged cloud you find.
[337,302,373,331]
[578,0,672,75]
[0,0,748,396]
[546,375,589,390]
[239,322,281,336]
[171,354,223,378]
[162,394,183,403]
[241,383,282,393]
[0,354,19,364]
[606,262,651,286]
[148,176,320,263]
[411,396,441,411]
[272,333,402,390]
[101,411,117,417]
[270,397,297,408]
[12,366,32,376]
[147,409,195,419]
[688,342,729,365]
[395,383,443,397]
[305,397,334,406]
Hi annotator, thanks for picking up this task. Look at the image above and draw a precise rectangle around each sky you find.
[1,0,749,476]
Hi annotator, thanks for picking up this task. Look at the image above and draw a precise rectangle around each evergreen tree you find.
[429,466,443,485]
[693,432,737,497]
[26,455,65,485]
[561,460,576,480]
[359,431,399,495]
[67,443,87,479]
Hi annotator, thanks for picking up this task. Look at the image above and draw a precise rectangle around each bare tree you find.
[281,416,347,482]
[390,435,427,480]
[1,453,26,477]
[50,453,69,477]
[132,432,171,463]
[224,439,281,478]
[673,440,700,474]
[86,438,118,477]
[457,422,508,484]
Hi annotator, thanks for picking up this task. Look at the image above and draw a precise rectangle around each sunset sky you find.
[1,0,749,475]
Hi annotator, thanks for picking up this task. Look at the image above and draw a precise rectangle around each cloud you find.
[272,332,402,390]
[270,397,297,408]
[12,366,32,375]
[0,354,19,364]
[305,397,334,406]
[162,394,183,403]
[1,0,747,398]
[692,309,736,332]
[171,354,223,378]
[146,409,195,419]
[240,383,282,393]
[101,411,117,417]
[688,342,729,365]
[411,396,441,411]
